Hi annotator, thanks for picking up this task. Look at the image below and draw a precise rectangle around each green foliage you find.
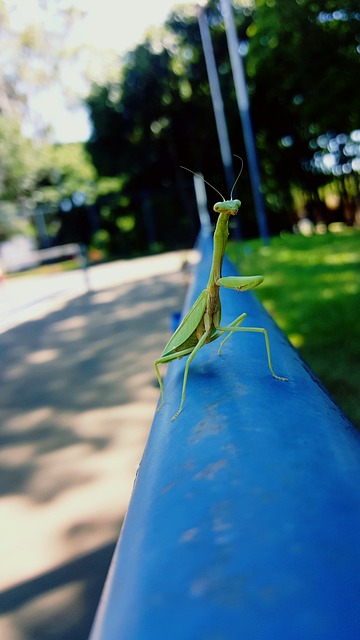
[0,124,98,243]
[0,116,96,205]
[0,0,88,139]
[0,201,32,242]
[86,13,222,182]
[85,0,360,248]
[33,142,97,204]
[228,227,360,428]
[0,117,35,200]
[4,0,359,252]
[247,0,360,202]
[86,8,223,252]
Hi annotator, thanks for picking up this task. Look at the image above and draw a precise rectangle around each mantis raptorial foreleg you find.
[155,159,287,420]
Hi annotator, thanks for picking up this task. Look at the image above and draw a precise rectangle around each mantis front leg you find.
[171,329,212,421]
[154,329,212,420]
[155,346,195,413]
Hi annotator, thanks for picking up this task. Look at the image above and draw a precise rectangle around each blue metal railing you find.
[89,231,360,640]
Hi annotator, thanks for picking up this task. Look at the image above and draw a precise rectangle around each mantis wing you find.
[161,289,207,357]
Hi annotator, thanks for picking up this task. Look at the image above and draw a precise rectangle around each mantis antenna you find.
[230,155,244,200]
[181,155,244,202]
[180,166,225,201]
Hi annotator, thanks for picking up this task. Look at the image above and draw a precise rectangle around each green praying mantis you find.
[155,162,286,421]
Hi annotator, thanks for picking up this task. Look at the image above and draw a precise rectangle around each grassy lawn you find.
[228,226,360,429]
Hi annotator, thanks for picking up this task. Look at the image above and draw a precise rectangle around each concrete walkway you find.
[0,251,195,640]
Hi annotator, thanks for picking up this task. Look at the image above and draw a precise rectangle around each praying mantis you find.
[155,163,286,421]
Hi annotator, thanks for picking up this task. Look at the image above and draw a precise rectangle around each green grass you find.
[228,226,360,429]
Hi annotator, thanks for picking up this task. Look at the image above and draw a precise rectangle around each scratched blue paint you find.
[90,231,360,640]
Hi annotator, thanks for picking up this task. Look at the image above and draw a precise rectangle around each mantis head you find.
[180,156,243,217]
[213,199,241,216]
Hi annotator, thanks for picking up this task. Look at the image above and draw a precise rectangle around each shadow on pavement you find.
[0,268,187,639]
[0,540,117,640]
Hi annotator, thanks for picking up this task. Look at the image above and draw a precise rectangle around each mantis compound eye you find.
[230,199,241,213]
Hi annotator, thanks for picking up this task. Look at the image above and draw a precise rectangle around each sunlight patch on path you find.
[0,401,155,592]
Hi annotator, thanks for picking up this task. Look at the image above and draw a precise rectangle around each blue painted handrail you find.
[90,231,360,640]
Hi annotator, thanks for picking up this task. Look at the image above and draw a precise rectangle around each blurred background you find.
[0,0,359,638]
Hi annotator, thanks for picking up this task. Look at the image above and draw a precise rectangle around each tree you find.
[86,0,360,253]
[86,4,259,251]
[247,0,360,213]
[86,10,214,252]
[0,0,90,140]
[0,116,35,200]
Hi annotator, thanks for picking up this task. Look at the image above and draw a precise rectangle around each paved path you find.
[0,251,195,640]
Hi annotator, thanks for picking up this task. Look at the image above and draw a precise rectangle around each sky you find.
[9,0,188,143]
[75,0,184,54]
[63,0,190,142]
[9,0,182,51]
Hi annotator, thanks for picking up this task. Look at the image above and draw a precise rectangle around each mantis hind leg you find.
[216,322,287,381]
